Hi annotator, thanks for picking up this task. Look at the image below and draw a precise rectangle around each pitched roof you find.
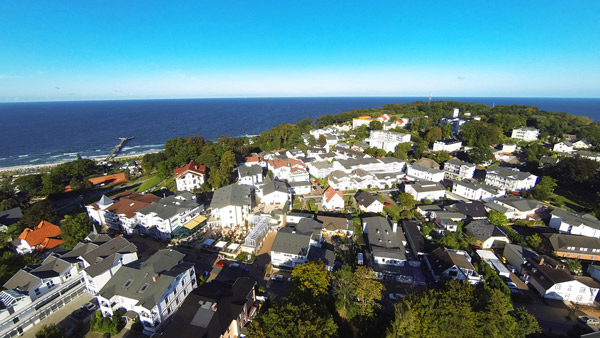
[405,181,445,193]
[81,236,138,277]
[307,246,335,267]
[270,231,311,256]
[451,202,487,218]
[262,180,289,196]
[414,158,440,169]
[409,163,444,175]
[323,186,343,203]
[402,220,426,256]
[426,247,476,276]
[174,160,206,177]
[267,158,306,170]
[0,207,22,226]
[238,165,263,177]
[543,233,600,254]
[464,220,509,242]
[486,166,535,181]
[551,208,600,231]
[364,216,406,261]
[523,255,573,290]
[210,184,252,209]
[354,191,379,208]
[317,215,352,232]
[493,197,542,212]
[18,220,62,248]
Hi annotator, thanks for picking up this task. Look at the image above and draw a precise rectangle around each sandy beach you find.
[0,152,159,175]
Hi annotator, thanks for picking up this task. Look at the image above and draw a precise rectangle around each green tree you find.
[19,199,57,229]
[317,134,327,145]
[61,213,94,249]
[331,265,355,312]
[13,174,43,196]
[441,122,452,138]
[351,267,384,318]
[529,176,557,201]
[488,210,508,226]
[35,323,65,338]
[468,146,493,164]
[425,126,442,143]
[393,142,411,160]
[289,261,330,299]
[369,121,383,130]
[397,192,416,210]
[460,121,502,148]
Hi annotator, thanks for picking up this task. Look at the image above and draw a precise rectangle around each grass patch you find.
[553,190,592,211]
[159,175,177,191]
[292,196,303,210]
[307,199,317,212]
[135,175,163,192]
[313,176,329,189]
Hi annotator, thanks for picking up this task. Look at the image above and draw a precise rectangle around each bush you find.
[90,308,125,336]
[35,323,65,338]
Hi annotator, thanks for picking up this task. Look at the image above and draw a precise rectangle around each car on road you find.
[82,302,97,313]
[579,316,600,325]
[216,260,225,267]
[506,282,518,289]
[271,274,284,281]
[388,293,404,300]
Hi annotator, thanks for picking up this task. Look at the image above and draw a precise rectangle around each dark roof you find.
[158,277,255,338]
[503,243,537,264]
[402,220,426,256]
[551,208,600,231]
[270,232,311,256]
[451,202,487,218]
[262,180,289,196]
[364,216,407,261]
[543,233,600,255]
[317,215,352,232]
[354,191,378,208]
[523,255,573,290]
[0,207,22,226]
[464,220,509,242]
[493,197,542,212]
[307,246,335,267]
[238,165,263,177]
[81,236,137,277]
[210,184,252,209]
[426,247,475,276]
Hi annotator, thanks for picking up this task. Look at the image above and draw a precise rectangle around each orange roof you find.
[323,186,342,203]
[174,160,206,177]
[106,198,154,218]
[38,238,64,251]
[65,173,127,192]
[18,220,62,247]
[268,158,307,170]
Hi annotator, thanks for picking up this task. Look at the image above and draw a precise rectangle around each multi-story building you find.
[484,166,537,191]
[174,161,207,192]
[433,139,462,152]
[511,127,540,141]
[451,180,505,202]
[443,158,476,180]
[209,184,253,228]
[404,181,446,201]
[237,165,264,188]
[86,191,161,231]
[406,163,445,182]
[135,192,202,239]
[96,250,197,336]
[543,233,600,262]
[549,208,600,239]
[365,130,412,153]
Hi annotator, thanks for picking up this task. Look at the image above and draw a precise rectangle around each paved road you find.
[21,294,93,338]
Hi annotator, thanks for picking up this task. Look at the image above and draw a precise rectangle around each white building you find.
[271,219,323,268]
[553,141,575,153]
[135,192,202,240]
[511,127,540,141]
[452,180,505,202]
[306,161,335,179]
[352,116,378,129]
[549,208,600,239]
[443,158,476,180]
[86,191,161,231]
[174,161,206,192]
[354,191,384,213]
[258,180,291,205]
[289,181,312,195]
[485,166,537,191]
[363,216,407,266]
[238,165,264,188]
[523,256,599,305]
[573,139,593,149]
[476,249,511,279]
[485,197,543,220]
[406,163,445,182]
[365,130,412,153]
[433,139,462,152]
[96,250,197,335]
[210,184,253,228]
[404,181,446,201]
[322,187,344,211]
[267,158,309,182]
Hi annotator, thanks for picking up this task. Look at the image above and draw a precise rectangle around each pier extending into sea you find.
[104,137,134,162]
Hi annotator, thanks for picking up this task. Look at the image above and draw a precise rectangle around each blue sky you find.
[1,1,599,101]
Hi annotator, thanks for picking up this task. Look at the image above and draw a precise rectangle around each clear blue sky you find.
[1,1,599,101]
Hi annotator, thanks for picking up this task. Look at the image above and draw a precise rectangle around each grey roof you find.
[503,243,537,263]
[4,255,72,292]
[445,158,475,168]
[378,157,405,165]
[270,231,311,256]
[280,218,323,238]
[409,163,444,175]
[544,233,600,254]
[402,220,426,256]
[81,236,138,277]
[0,207,22,226]
[493,197,542,212]
[238,165,263,177]
[289,180,311,187]
[138,194,200,220]
[465,220,509,242]
[486,166,534,180]
[405,181,445,193]
[353,141,369,149]
[452,180,501,194]
[451,202,487,218]
[262,180,289,196]
[98,195,114,207]
[60,242,99,263]
[539,156,560,165]
[307,246,335,267]
[354,191,379,208]
[210,184,252,209]
[99,249,191,309]
[551,208,600,231]
[426,247,476,276]
[160,277,256,338]
[310,161,334,169]
[337,157,379,170]
[484,201,510,214]
[364,216,407,261]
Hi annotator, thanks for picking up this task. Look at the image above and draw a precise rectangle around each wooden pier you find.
[104,137,134,162]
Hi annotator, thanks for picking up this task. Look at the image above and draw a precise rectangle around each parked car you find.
[271,274,284,281]
[579,316,600,325]
[388,293,404,300]
[216,260,225,267]
[506,282,518,289]
[82,302,97,313]
[230,263,240,270]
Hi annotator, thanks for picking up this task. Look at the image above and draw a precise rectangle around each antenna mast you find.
[428,91,432,104]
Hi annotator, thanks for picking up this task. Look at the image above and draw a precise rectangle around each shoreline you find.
[0,151,161,175]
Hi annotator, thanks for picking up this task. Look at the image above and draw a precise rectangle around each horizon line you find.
[1,95,600,104]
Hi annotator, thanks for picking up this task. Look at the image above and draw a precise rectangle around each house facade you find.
[549,208,600,239]
[485,167,537,191]
[433,139,462,152]
[425,248,481,284]
[322,187,344,211]
[174,161,207,192]
[209,184,253,228]
[406,163,445,182]
[443,158,476,180]
[365,130,411,153]
[135,193,202,239]
[404,181,445,201]
[354,191,384,213]
[15,220,64,255]
[511,127,540,141]
[237,165,264,188]
[451,180,505,202]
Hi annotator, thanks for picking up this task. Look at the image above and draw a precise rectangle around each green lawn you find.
[307,199,317,212]
[292,196,303,210]
[379,194,403,221]
[135,175,163,192]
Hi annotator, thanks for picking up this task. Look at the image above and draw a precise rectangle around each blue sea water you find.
[0,97,599,169]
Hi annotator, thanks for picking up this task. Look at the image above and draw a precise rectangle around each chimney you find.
[392,222,398,233]
[152,274,160,283]
[211,302,218,312]
[539,257,544,265]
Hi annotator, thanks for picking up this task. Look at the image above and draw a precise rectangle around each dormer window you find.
[123,279,133,288]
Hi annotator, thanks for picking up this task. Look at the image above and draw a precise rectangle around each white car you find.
[271,274,284,281]
[579,316,600,325]
[82,302,98,313]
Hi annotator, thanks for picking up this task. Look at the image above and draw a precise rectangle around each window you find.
[181,279,185,287]
[139,283,149,293]
[577,295,583,301]
[555,284,561,290]
[64,272,72,279]
[123,280,133,288]
[580,287,586,293]
[567,286,572,291]
[34,288,40,296]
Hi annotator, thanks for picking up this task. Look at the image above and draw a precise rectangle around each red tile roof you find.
[174,160,206,177]
[18,220,62,248]
[323,186,342,203]
[65,173,128,192]
[268,158,306,170]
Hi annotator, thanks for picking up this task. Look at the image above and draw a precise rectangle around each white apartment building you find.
[511,127,540,141]
[365,130,411,153]
[209,184,253,228]
[443,158,476,180]
[433,139,462,152]
[485,166,537,191]
[406,163,445,182]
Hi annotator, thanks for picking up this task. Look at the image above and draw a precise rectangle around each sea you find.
[1,97,599,169]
